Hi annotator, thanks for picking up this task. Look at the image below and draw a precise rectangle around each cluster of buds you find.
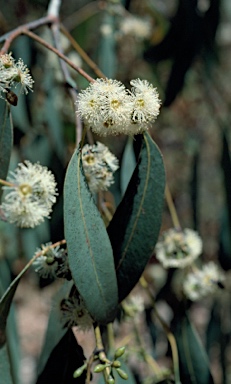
[73,346,128,383]
[0,53,34,103]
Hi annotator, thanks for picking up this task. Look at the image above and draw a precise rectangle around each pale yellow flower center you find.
[111,99,120,109]
[89,100,96,108]
[19,183,32,196]
[136,99,145,108]
[85,154,95,164]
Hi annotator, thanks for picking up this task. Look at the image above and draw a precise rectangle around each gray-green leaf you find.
[64,148,118,324]
[0,99,13,199]
[107,132,165,302]
[175,315,214,384]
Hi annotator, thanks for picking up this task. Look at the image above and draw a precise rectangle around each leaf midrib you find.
[116,133,151,271]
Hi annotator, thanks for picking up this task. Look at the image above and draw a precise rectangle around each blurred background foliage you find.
[1,0,231,383]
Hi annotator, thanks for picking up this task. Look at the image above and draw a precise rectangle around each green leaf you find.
[0,99,13,199]
[0,262,20,383]
[64,148,118,324]
[37,281,72,375]
[36,329,86,384]
[175,315,214,384]
[120,137,136,196]
[37,281,85,384]
[0,277,19,348]
[0,345,14,384]
[107,133,165,302]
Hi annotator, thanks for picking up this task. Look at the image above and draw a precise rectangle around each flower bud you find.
[73,364,86,378]
[107,375,115,384]
[116,368,128,380]
[94,364,107,373]
[114,346,126,359]
[112,360,121,368]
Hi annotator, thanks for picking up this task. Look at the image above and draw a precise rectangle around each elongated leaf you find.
[36,329,86,384]
[37,283,85,384]
[37,281,73,376]
[0,274,19,347]
[0,99,13,198]
[120,137,136,196]
[0,264,20,383]
[0,345,14,384]
[219,128,231,270]
[107,133,165,302]
[175,315,214,384]
[64,148,118,324]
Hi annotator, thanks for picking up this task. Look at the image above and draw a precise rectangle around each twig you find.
[165,184,181,229]
[60,23,106,78]
[50,22,83,146]
[22,29,94,83]
[47,0,62,17]
[0,15,57,51]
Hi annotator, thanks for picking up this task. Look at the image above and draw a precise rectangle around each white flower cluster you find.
[0,53,34,96]
[33,243,69,279]
[155,228,203,269]
[82,141,119,193]
[119,16,152,40]
[77,78,161,136]
[183,262,225,301]
[1,161,58,228]
[60,294,93,331]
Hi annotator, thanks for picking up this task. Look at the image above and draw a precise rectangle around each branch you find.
[0,15,57,47]
[22,29,94,83]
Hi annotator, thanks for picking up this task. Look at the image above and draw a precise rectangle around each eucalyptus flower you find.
[60,295,93,331]
[1,161,58,228]
[82,142,119,193]
[155,228,203,269]
[0,54,34,96]
[77,78,161,136]
[33,243,69,279]
[183,262,225,301]
[119,16,152,40]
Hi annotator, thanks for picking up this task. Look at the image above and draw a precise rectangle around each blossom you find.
[77,78,161,136]
[13,58,34,94]
[82,142,119,193]
[155,228,203,269]
[119,16,152,40]
[77,78,133,136]
[60,294,93,331]
[183,262,225,301]
[130,79,161,128]
[33,243,69,279]
[0,54,34,97]
[1,161,58,228]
